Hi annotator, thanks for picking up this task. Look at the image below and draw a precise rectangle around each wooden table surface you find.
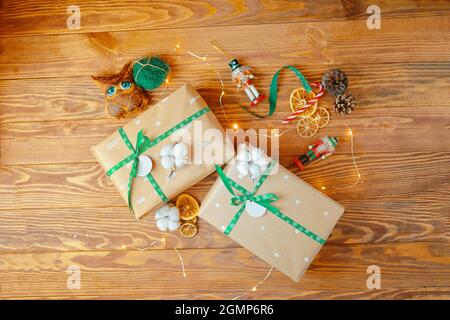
[0,0,449,300]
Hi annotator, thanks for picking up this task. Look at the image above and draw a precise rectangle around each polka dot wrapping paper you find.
[199,148,345,282]
[91,84,235,219]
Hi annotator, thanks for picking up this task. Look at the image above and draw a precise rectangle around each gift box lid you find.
[92,84,235,218]
[199,147,345,282]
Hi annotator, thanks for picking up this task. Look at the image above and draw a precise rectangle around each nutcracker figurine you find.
[293,136,339,171]
[229,59,266,106]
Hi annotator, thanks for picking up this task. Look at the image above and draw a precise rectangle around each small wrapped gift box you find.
[92,84,235,219]
[199,145,345,282]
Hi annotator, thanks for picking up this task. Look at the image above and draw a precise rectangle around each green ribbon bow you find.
[215,161,326,245]
[106,106,210,213]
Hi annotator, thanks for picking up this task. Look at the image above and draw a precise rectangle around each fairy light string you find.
[119,44,362,298]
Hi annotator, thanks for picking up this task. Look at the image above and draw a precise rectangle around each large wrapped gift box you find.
[199,146,345,281]
[92,84,235,219]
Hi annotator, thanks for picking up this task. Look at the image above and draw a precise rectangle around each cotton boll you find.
[237,161,250,176]
[174,157,186,169]
[167,220,181,231]
[168,206,180,221]
[160,144,174,157]
[155,210,166,220]
[161,156,175,170]
[156,219,169,231]
[155,204,170,219]
[249,163,261,179]
[237,144,249,155]
[250,147,264,162]
[257,156,271,173]
[257,156,271,168]
[173,143,188,158]
[236,146,251,162]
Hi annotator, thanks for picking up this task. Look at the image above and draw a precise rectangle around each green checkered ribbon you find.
[106,106,210,213]
[215,161,326,245]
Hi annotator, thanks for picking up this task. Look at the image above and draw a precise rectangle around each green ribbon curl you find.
[106,106,210,213]
[215,160,326,245]
[268,65,312,116]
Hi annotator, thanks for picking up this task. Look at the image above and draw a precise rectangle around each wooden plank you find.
[0,153,448,253]
[1,0,449,37]
[0,243,448,298]
[2,153,449,209]
[7,288,450,300]
[1,105,449,165]
[1,62,449,123]
[1,16,450,80]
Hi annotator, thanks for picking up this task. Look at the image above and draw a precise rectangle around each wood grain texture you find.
[1,0,449,37]
[1,62,449,123]
[0,243,448,299]
[10,288,450,300]
[0,1,449,299]
[1,16,450,80]
[1,105,450,165]
[1,154,448,254]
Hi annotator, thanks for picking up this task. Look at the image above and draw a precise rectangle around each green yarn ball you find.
[133,56,170,90]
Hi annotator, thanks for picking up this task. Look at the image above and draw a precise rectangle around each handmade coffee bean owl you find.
[92,61,150,118]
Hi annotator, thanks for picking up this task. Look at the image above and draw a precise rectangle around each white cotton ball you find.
[155,204,171,219]
[249,163,261,178]
[168,206,180,221]
[237,144,249,155]
[257,156,271,168]
[156,219,169,231]
[257,157,271,173]
[167,220,181,231]
[174,157,187,169]
[237,150,251,163]
[250,147,264,162]
[161,156,175,170]
[160,144,174,157]
[237,161,250,176]
[258,163,268,174]
[155,211,166,220]
[173,143,188,158]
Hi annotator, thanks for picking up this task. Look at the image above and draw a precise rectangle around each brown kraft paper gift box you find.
[92,84,235,219]
[199,147,345,282]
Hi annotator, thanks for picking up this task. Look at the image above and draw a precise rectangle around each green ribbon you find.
[215,161,326,245]
[106,106,210,212]
[268,65,312,117]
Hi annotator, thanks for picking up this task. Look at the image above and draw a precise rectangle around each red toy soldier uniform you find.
[229,59,266,106]
[293,136,339,171]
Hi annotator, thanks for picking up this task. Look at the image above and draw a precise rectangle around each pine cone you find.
[332,93,357,115]
[322,69,348,96]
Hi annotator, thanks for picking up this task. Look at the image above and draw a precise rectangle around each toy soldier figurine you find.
[229,59,266,106]
[293,136,339,171]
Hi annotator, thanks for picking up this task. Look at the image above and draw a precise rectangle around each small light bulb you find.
[121,245,126,249]
[321,186,326,190]
[202,57,207,61]
[221,91,225,95]
[349,130,353,136]
[358,173,361,178]
[165,78,169,84]
[252,287,257,292]
[161,237,166,242]
[232,123,239,129]
[176,44,180,48]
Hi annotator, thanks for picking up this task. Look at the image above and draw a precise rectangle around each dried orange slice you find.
[296,117,318,138]
[314,107,330,128]
[290,88,318,118]
[179,222,198,238]
[176,193,200,221]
